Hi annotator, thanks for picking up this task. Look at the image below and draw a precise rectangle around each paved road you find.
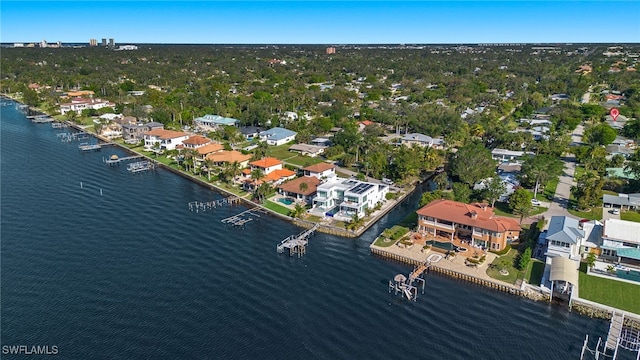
[540,124,585,228]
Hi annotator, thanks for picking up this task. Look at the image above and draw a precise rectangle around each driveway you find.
[601,207,620,222]
[540,124,585,227]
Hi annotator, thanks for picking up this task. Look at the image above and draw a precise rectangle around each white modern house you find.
[600,219,640,267]
[59,98,116,115]
[491,149,534,163]
[143,129,189,151]
[312,177,388,220]
[400,133,444,149]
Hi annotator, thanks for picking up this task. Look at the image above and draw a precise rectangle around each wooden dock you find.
[31,115,54,123]
[104,155,143,165]
[79,143,102,151]
[189,197,241,212]
[127,161,155,173]
[389,261,430,301]
[221,207,263,226]
[580,313,640,360]
[51,122,68,129]
[277,223,320,257]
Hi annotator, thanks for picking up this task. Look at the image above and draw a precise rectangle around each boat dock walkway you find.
[221,207,264,227]
[51,122,69,129]
[277,223,320,257]
[104,155,144,165]
[389,261,430,301]
[31,115,54,123]
[189,197,242,212]
[127,161,155,173]
[580,312,640,360]
[79,143,102,151]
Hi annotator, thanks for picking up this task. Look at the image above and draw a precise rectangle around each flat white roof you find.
[603,219,640,244]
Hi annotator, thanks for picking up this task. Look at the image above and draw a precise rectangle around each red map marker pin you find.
[610,108,620,122]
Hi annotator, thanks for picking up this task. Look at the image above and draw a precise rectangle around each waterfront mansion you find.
[416,200,521,251]
[311,175,389,221]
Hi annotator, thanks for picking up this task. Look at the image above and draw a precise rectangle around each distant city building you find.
[89,39,98,47]
[326,47,336,54]
[101,38,107,46]
[109,38,115,47]
[13,43,24,48]
[40,40,47,48]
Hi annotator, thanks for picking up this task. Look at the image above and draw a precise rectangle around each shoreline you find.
[370,242,640,322]
[1,93,416,239]
[5,94,640,326]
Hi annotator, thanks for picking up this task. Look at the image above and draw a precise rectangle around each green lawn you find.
[542,178,560,201]
[486,248,522,285]
[263,200,292,216]
[621,211,640,223]
[373,235,397,247]
[568,205,603,220]
[524,260,545,285]
[578,263,640,314]
[262,143,323,168]
[493,202,547,218]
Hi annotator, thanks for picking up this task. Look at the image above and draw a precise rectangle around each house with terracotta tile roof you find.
[196,143,224,162]
[205,150,252,168]
[278,176,321,204]
[181,135,211,149]
[416,199,521,251]
[143,129,189,151]
[248,157,283,175]
[303,162,336,179]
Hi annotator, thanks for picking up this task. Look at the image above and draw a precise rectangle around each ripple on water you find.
[1,106,613,360]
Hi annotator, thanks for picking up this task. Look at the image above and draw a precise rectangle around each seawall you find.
[61,119,415,238]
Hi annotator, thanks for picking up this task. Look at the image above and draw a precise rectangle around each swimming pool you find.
[278,197,295,205]
[616,269,640,283]
[425,240,455,251]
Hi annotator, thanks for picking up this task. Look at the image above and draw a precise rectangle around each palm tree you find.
[227,161,241,181]
[299,181,308,194]
[256,182,272,203]
[250,168,264,191]
[203,158,214,181]
[346,213,365,231]
[289,203,306,218]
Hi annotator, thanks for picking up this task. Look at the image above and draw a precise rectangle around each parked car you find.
[531,199,542,206]
[610,208,620,215]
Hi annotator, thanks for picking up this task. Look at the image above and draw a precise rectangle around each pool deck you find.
[371,233,504,285]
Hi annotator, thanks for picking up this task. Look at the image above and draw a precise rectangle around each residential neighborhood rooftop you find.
[416,199,520,232]
[303,162,335,173]
[144,128,188,139]
[602,219,640,244]
[250,157,282,169]
[278,176,321,196]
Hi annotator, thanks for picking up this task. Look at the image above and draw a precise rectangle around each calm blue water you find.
[0,103,621,359]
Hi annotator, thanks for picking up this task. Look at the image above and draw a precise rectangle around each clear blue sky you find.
[2,1,639,44]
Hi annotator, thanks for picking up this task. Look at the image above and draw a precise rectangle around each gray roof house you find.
[259,127,298,146]
[400,133,444,149]
[602,193,640,210]
[194,114,240,128]
[544,216,585,260]
[121,121,164,143]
